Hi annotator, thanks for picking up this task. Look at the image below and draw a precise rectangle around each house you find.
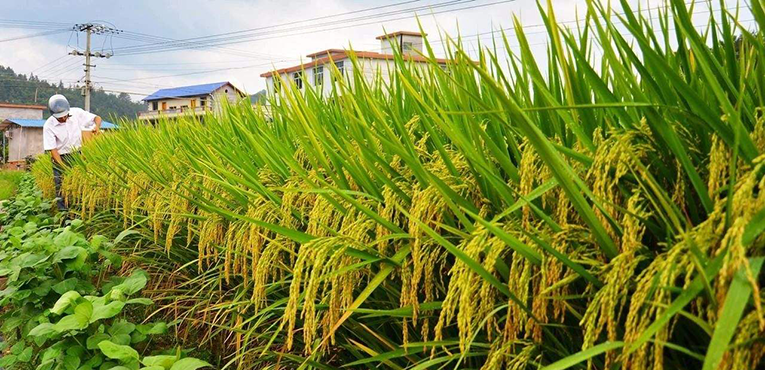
[0,102,45,169]
[260,31,449,96]
[138,81,246,122]
[1,118,116,170]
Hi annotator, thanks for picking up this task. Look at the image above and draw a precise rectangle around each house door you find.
[190,99,196,109]
[161,102,167,111]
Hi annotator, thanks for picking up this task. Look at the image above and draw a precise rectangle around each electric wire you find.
[0,29,70,43]
[104,0,424,60]
[428,1,747,49]
[111,0,480,56]
[92,60,284,83]
[112,0,429,53]
[35,59,82,80]
[28,55,69,76]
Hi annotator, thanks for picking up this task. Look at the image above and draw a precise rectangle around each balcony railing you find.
[138,106,212,120]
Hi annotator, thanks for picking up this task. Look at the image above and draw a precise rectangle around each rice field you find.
[30,1,765,369]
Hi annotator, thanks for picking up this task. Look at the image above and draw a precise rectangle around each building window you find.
[314,66,324,86]
[334,61,345,80]
[152,101,158,111]
[403,41,414,52]
[200,97,206,107]
[293,71,303,89]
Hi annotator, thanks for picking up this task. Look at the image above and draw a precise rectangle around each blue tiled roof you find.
[142,82,230,101]
[5,118,116,129]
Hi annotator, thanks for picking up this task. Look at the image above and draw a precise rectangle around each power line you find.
[111,31,292,60]
[0,19,71,30]
[97,65,244,72]
[28,55,69,76]
[0,29,70,43]
[115,0,519,57]
[111,0,430,55]
[104,0,424,60]
[97,88,155,96]
[92,60,284,83]
[90,78,176,89]
[428,1,746,47]
[35,60,81,80]
[37,58,82,80]
[98,59,261,67]
[111,0,480,56]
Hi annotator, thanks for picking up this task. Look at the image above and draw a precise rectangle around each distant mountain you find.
[250,89,267,104]
[0,65,145,121]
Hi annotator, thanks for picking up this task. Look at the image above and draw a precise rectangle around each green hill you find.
[0,65,144,120]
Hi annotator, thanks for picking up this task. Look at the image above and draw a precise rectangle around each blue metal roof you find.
[5,118,116,129]
[5,119,45,128]
[142,82,230,101]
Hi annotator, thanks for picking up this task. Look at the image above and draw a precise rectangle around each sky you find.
[0,0,756,102]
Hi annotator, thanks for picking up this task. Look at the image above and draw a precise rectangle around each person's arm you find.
[43,124,61,164]
[93,115,102,133]
[50,148,64,166]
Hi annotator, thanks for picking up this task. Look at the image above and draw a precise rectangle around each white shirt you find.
[42,107,97,154]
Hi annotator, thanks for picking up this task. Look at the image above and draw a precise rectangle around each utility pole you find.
[69,23,120,111]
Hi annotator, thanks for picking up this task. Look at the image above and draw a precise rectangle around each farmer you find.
[42,94,101,211]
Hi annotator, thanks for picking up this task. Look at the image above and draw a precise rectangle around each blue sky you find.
[0,0,755,101]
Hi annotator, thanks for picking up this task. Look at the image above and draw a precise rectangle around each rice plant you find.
[32,0,765,368]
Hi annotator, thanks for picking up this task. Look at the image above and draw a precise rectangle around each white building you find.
[138,81,246,122]
[260,31,449,96]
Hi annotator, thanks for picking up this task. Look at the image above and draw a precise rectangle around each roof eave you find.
[0,103,46,110]
[375,31,426,40]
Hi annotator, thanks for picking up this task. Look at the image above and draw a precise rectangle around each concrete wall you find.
[0,107,44,121]
[7,126,44,162]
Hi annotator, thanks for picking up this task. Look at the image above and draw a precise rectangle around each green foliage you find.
[0,171,25,201]
[0,176,212,370]
[0,175,53,224]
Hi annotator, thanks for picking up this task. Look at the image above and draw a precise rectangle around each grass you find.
[28,1,765,369]
[0,170,25,200]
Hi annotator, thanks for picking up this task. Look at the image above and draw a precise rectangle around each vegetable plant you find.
[0,176,212,370]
